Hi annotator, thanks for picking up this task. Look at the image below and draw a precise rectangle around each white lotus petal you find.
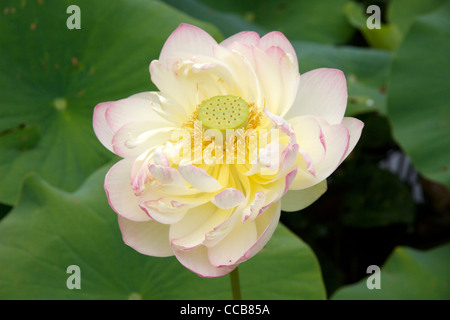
[119,216,173,257]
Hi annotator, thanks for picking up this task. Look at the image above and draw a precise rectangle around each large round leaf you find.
[0,0,221,205]
[332,243,450,300]
[387,0,447,37]
[0,167,326,300]
[386,3,450,189]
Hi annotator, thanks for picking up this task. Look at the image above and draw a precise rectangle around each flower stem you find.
[230,267,242,300]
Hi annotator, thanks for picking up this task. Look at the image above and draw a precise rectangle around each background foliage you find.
[0,0,448,299]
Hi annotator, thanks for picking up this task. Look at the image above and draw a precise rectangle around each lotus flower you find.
[93,24,363,277]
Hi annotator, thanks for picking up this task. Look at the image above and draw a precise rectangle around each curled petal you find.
[211,188,246,209]
[289,118,350,190]
[148,164,186,187]
[238,200,281,263]
[139,196,189,225]
[283,167,298,195]
[242,191,266,222]
[104,93,169,131]
[170,203,229,250]
[211,200,281,268]
[112,124,175,158]
[93,102,114,152]
[93,93,176,156]
[341,117,364,158]
[152,146,170,167]
[104,158,149,222]
[178,163,223,192]
[138,187,210,225]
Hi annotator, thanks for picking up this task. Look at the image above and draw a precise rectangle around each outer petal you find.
[104,158,149,222]
[158,23,217,67]
[104,93,169,131]
[341,117,364,158]
[285,68,347,125]
[289,117,350,190]
[289,116,326,167]
[281,179,327,212]
[118,215,173,257]
[93,92,177,157]
[93,102,114,152]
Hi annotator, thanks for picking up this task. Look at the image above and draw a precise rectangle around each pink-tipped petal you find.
[283,168,298,195]
[178,163,223,192]
[159,23,217,67]
[286,68,348,125]
[93,102,114,152]
[152,147,170,167]
[118,215,173,257]
[105,158,150,221]
[341,117,364,159]
[139,197,189,225]
[104,94,168,132]
[259,31,298,69]
[290,121,350,190]
[242,191,266,222]
[148,164,186,187]
[289,116,327,166]
[211,188,246,209]
[220,31,260,48]
[236,200,281,263]
[94,92,176,157]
